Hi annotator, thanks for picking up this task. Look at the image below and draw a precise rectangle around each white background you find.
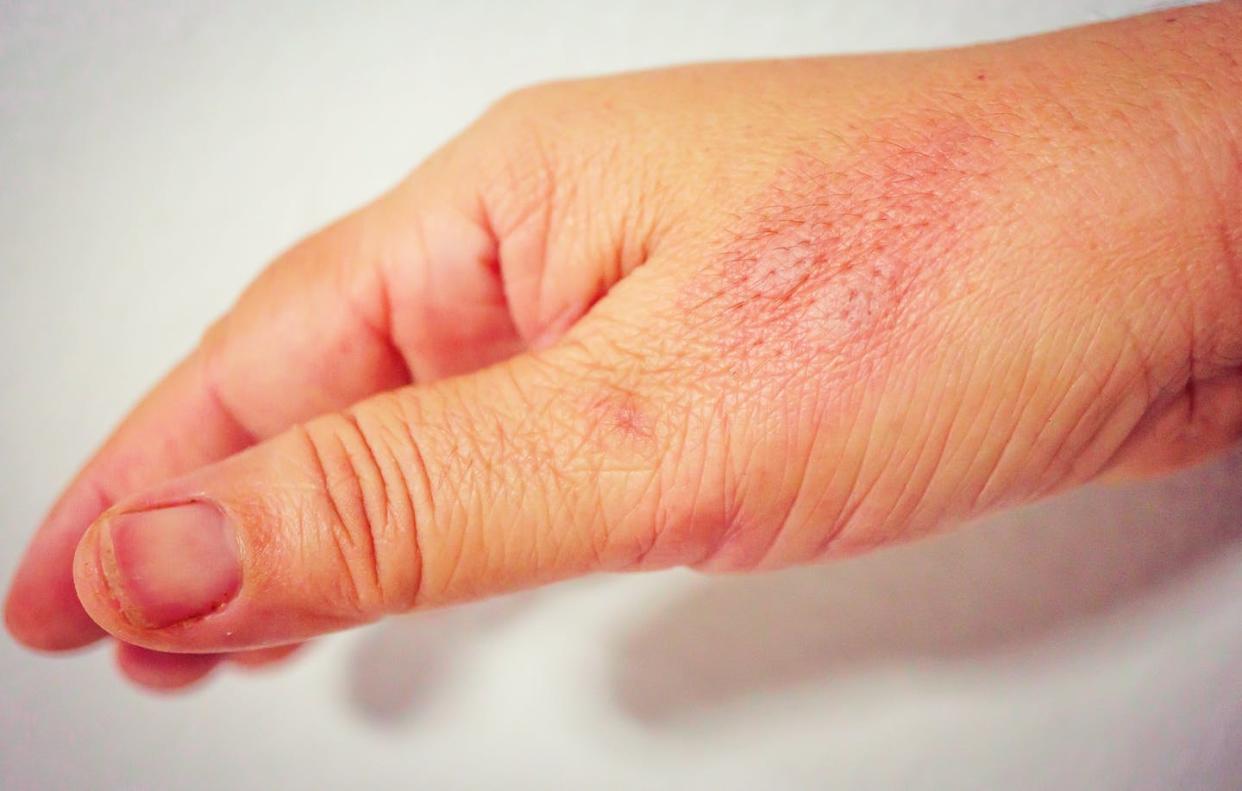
[2,1,1240,789]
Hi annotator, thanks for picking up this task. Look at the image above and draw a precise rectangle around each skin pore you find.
[5,2,1242,691]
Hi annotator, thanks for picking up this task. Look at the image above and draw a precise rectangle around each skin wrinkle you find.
[638,391,729,570]
[540,329,679,566]
[1071,339,1154,476]
[987,281,1127,501]
[823,394,913,556]
[575,136,653,288]
[656,399,708,568]
[700,445,754,567]
[586,463,615,571]
[372,418,416,606]
[493,123,562,344]
[872,411,950,545]
[953,349,1030,519]
[806,423,876,558]
[1100,8,1242,375]
[716,402,744,566]
[399,210,444,372]
[695,406,763,567]
[337,410,391,608]
[444,362,583,597]
[535,161,579,330]
[601,455,660,569]
[905,336,981,524]
[858,347,965,545]
[1030,342,1133,499]
[544,411,586,572]
[296,424,367,616]
[952,309,1051,516]
[431,498,469,604]
[469,182,505,289]
[199,347,262,448]
[794,375,879,562]
[335,418,387,611]
[1207,131,1242,364]
[748,385,826,570]
[695,428,741,567]
[390,396,431,610]
[1071,384,1152,485]
[433,393,493,601]
[337,242,414,389]
[601,422,670,563]
[970,319,1067,510]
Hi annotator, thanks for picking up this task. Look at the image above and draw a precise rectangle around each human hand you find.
[7,3,1242,691]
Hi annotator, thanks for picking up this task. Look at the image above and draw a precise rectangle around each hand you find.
[7,3,1242,691]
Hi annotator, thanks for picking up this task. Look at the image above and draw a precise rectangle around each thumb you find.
[70,323,699,652]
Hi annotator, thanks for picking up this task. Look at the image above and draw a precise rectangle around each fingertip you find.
[6,554,106,653]
[7,482,115,651]
[115,643,220,693]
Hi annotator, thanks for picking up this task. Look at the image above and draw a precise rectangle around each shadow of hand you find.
[611,450,1242,723]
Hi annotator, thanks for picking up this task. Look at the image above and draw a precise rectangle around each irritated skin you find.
[7,3,1242,691]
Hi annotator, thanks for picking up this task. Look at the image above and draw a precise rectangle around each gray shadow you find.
[346,595,528,726]
[612,450,1242,723]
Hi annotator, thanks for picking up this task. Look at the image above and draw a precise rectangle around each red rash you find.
[692,113,1003,383]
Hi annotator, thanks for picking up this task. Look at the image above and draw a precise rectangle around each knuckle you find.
[484,82,552,123]
[475,83,575,166]
[482,78,583,131]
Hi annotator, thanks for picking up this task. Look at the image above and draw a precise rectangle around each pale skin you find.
[6,3,1242,692]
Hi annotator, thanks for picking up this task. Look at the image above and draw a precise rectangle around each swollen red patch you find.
[687,112,1004,385]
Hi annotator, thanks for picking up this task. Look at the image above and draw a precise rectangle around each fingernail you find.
[104,502,241,628]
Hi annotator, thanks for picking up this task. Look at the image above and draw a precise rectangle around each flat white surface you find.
[2,1,1239,789]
